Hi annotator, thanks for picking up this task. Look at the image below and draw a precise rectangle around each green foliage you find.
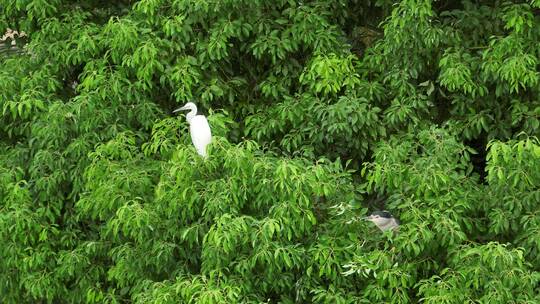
[418,243,540,303]
[1,0,539,303]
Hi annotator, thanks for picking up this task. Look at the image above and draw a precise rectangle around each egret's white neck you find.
[185,105,197,123]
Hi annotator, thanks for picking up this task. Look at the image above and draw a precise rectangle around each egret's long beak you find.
[173,106,188,113]
[362,216,373,221]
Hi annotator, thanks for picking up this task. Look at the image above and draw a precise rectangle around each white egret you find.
[173,102,212,157]
[364,211,400,232]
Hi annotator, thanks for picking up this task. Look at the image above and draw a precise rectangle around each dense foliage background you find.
[1,0,539,303]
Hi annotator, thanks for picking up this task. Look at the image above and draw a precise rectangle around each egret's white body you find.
[173,102,212,157]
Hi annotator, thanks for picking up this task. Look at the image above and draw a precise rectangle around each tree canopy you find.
[1,0,539,303]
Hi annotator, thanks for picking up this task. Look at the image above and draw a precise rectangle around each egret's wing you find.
[189,115,212,157]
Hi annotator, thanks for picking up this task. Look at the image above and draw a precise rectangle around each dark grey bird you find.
[363,211,399,232]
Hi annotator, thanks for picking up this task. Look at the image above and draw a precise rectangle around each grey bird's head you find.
[364,211,399,232]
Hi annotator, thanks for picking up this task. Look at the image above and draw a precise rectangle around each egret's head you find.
[173,102,197,113]
[363,211,399,231]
